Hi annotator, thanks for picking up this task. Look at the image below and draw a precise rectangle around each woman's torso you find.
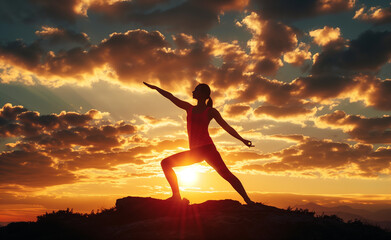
[186,106,214,149]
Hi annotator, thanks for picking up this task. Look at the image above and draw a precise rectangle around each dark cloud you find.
[35,26,90,46]
[2,0,248,33]
[90,0,249,33]
[0,151,76,187]
[252,0,355,20]
[0,104,192,187]
[319,110,391,144]
[0,103,102,138]
[236,75,315,118]
[1,28,253,93]
[294,30,391,103]
[0,103,136,153]
[254,104,313,118]
[0,29,214,89]
[2,0,249,33]
[365,78,391,110]
[354,5,391,25]
[294,74,354,100]
[237,75,294,104]
[64,139,187,170]
[242,135,391,178]
[0,0,36,23]
[205,27,391,116]
[224,104,251,117]
[1,12,390,119]
[0,40,44,70]
[31,0,85,22]
[0,103,27,120]
[97,29,207,88]
[0,0,86,23]
[172,33,196,49]
[311,30,391,75]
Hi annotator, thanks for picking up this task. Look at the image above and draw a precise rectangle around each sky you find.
[1,0,391,225]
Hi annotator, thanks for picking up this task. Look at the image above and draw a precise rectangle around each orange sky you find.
[1,0,391,225]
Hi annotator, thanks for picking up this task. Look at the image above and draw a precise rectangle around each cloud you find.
[64,139,187,170]
[242,135,391,178]
[4,0,249,33]
[0,103,27,120]
[223,104,251,118]
[35,26,90,46]
[310,30,391,75]
[239,12,298,75]
[252,0,355,20]
[1,15,390,118]
[294,74,354,101]
[214,27,390,117]
[237,75,294,104]
[319,110,391,144]
[32,0,87,22]
[138,115,180,129]
[271,134,306,142]
[0,151,77,187]
[293,30,391,103]
[309,26,343,46]
[0,103,136,155]
[354,4,391,25]
[0,40,44,71]
[0,0,86,23]
[0,29,210,89]
[89,0,249,33]
[283,43,312,66]
[172,33,196,49]
[236,75,315,118]
[197,36,249,91]
[0,28,253,93]
[0,103,103,138]
[0,103,191,187]
[254,103,314,118]
[364,78,391,110]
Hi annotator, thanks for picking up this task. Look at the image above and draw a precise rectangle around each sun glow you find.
[176,166,199,186]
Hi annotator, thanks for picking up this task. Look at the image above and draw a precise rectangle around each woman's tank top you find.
[186,106,214,149]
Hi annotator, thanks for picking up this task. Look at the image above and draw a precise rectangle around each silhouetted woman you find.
[144,82,254,205]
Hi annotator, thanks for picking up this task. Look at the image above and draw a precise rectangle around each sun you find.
[176,166,198,185]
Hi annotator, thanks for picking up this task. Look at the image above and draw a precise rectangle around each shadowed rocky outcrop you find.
[1,196,390,240]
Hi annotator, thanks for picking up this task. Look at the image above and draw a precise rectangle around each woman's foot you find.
[165,195,182,202]
[245,199,256,206]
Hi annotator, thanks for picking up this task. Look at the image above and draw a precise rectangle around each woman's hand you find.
[143,82,157,90]
[242,139,254,148]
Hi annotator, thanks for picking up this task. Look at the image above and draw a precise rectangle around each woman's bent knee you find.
[161,158,171,169]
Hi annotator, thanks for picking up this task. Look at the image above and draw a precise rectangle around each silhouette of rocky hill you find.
[1,196,390,240]
[295,202,391,231]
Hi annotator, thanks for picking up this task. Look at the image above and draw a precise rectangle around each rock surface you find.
[1,196,390,240]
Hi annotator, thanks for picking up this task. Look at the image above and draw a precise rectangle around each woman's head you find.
[192,83,213,107]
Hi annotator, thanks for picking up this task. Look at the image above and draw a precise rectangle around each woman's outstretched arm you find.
[143,82,192,110]
[211,108,254,147]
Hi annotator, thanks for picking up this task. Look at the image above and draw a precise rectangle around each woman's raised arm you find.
[143,82,192,110]
[210,108,254,147]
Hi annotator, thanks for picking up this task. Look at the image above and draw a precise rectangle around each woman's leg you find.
[161,149,202,200]
[205,146,254,205]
